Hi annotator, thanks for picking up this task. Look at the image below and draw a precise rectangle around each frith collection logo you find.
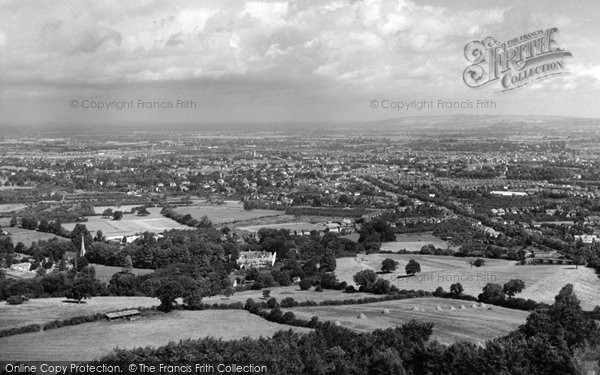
[463,27,572,92]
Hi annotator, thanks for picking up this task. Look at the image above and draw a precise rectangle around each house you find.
[236,251,276,269]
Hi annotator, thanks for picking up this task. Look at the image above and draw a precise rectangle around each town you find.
[0,115,599,373]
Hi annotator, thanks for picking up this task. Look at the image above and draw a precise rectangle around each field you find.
[335,254,600,310]
[380,232,453,252]
[62,207,190,238]
[202,285,377,305]
[3,227,69,247]
[0,310,311,361]
[0,203,27,213]
[236,222,324,235]
[0,296,158,330]
[285,297,528,345]
[174,201,283,224]
[93,205,140,214]
[90,263,154,283]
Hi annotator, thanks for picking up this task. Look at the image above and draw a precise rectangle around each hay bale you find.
[334,321,341,326]
[357,313,367,319]
[381,309,390,314]
[435,306,442,311]
[449,306,456,310]
[460,305,467,310]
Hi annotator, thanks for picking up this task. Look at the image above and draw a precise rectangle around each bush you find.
[266,297,279,309]
[299,279,312,291]
[280,297,297,308]
[314,285,323,292]
[0,324,41,337]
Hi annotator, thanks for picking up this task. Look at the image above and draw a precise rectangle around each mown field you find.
[3,227,69,247]
[335,254,600,310]
[173,202,283,224]
[285,297,529,345]
[0,296,157,330]
[380,232,452,252]
[0,310,311,361]
[62,208,190,238]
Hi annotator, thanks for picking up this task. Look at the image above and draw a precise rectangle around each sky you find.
[0,0,599,127]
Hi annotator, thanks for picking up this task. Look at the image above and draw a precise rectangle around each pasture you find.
[380,232,452,252]
[0,296,157,331]
[0,203,27,213]
[202,285,377,305]
[285,297,529,345]
[3,227,69,247]
[173,202,283,224]
[90,263,154,283]
[0,310,311,361]
[93,205,140,215]
[236,222,324,235]
[335,254,600,310]
[62,208,190,238]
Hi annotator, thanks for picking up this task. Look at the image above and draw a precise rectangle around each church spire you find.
[80,233,86,257]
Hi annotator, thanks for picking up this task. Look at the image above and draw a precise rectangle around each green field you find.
[202,285,377,305]
[90,263,154,283]
[335,254,600,310]
[62,208,190,238]
[380,232,453,252]
[0,203,27,213]
[0,296,158,330]
[0,310,311,361]
[174,202,283,224]
[285,297,528,345]
[3,227,69,247]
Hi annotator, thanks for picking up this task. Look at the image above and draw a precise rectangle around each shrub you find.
[266,297,279,309]
[280,297,297,308]
[314,285,323,292]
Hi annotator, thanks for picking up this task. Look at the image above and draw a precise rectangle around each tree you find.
[122,255,133,272]
[95,230,104,242]
[479,283,505,304]
[156,280,184,311]
[262,289,271,299]
[112,211,123,220]
[71,223,92,251]
[450,283,464,296]
[136,206,150,216]
[470,258,485,267]
[353,269,377,287]
[405,259,421,276]
[381,258,399,273]
[102,208,113,218]
[65,275,97,303]
[9,216,17,227]
[224,286,234,300]
[503,279,525,297]
[299,278,312,291]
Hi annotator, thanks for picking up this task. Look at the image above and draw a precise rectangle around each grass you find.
[236,222,324,234]
[174,203,283,224]
[0,310,311,361]
[0,203,27,213]
[0,296,158,331]
[90,263,154,283]
[62,207,190,237]
[285,297,529,345]
[380,232,453,252]
[335,254,600,310]
[202,285,377,305]
[3,227,69,247]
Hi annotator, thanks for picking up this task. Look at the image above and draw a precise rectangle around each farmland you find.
[335,254,600,310]
[0,203,27,214]
[380,232,453,252]
[285,297,528,345]
[236,222,324,235]
[90,263,154,283]
[3,227,69,247]
[173,201,283,224]
[0,310,311,361]
[201,285,377,305]
[62,207,190,238]
[0,296,158,330]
